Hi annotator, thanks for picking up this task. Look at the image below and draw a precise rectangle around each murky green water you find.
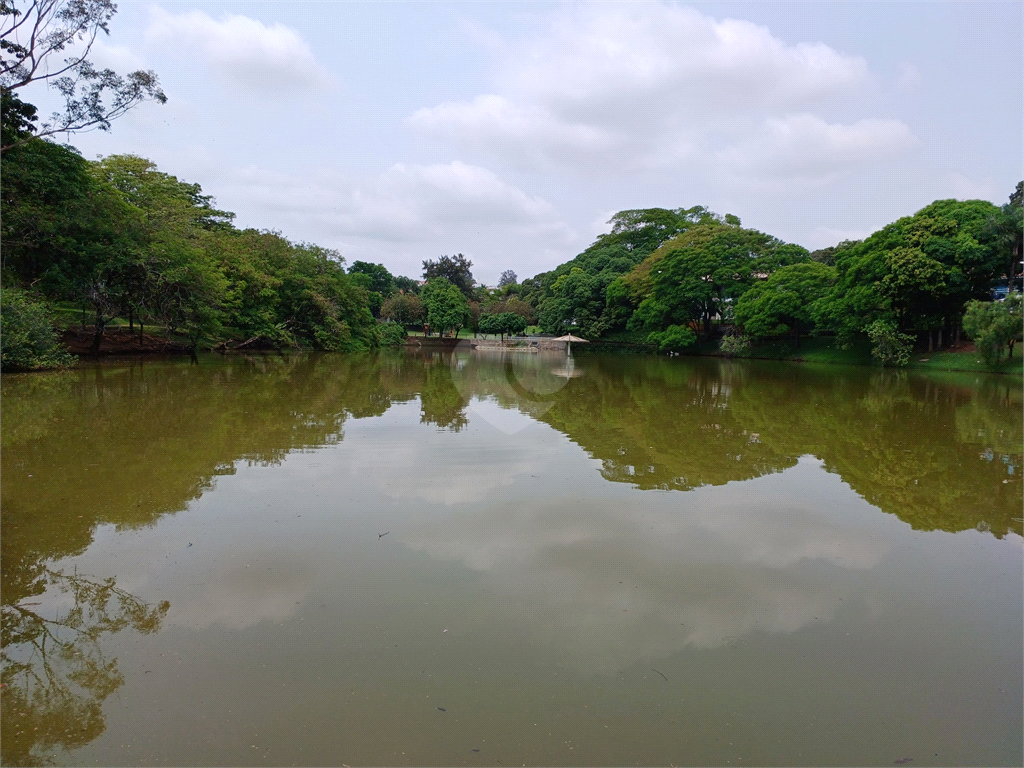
[2,350,1021,767]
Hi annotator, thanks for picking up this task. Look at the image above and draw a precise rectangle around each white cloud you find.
[86,38,149,74]
[719,114,917,183]
[511,5,868,117]
[378,161,558,227]
[409,94,617,162]
[409,2,873,173]
[940,171,1002,202]
[208,159,556,230]
[201,160,572,280]
[145,7,335,91]
[234,160,558,237]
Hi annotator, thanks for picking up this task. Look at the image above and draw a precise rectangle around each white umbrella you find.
[552,333,589,354]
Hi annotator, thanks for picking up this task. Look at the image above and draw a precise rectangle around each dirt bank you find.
[61,327,192,357]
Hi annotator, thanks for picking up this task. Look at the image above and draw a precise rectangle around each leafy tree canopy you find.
[734,261,836,343]
[423,253,475,298]
[381,292,424,326]
[394,275,420,295]
[91,154,234,232]
[631,220,809,336]
[421,277,470,337]
[348,260,397,297]
[478,311,526,340]
[963,293,1022,366]
[813,198,1004,345]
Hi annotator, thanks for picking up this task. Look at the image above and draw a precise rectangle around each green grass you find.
[601,329,1023,376]
[729,336,1022,375]
[50,302,136,330]
[49,301,88,327]
[733,337,875,366]
[599,328,656,346]
[905,349,1023,376]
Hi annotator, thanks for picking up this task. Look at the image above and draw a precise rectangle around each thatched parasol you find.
[552,333,589,354]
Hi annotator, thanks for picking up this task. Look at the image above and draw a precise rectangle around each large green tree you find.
[421,277,470,337]
[0,138,148,351]
[734,261,836,346]
[422,254,475,299]
[813,199,1005,350]
[629,220,808,337]
[527,207,723,338]
[538,266,603,335]
[984,181,1023,289]
[89,154,235,344]
[381,292,424,326]
[478,311,526,341]
[348,260,396,316]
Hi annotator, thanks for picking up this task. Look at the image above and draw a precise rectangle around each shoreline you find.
[15,326,1021,378]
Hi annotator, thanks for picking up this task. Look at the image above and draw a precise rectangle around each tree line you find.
[495,191,1022,367]
[0,123,411,368]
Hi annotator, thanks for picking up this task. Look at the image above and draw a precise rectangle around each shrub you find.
[719,334,752,358]
[647,324,697,352]
[865,319,913,367]
[376,321,407,348]
[0,288,77,371]
[963,294,1022,367]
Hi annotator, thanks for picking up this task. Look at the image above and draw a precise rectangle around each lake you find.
[1,349,1021,766]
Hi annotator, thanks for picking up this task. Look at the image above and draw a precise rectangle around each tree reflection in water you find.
[1,568,169,767]
[0,352,1019,764]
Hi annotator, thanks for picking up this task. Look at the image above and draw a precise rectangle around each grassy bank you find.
[585,331,1023,376]
[716,336,1023,375]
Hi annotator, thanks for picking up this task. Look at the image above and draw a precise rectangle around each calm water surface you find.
[1,350,1021,767]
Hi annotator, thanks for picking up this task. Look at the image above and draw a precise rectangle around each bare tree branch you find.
[1,0,165,152]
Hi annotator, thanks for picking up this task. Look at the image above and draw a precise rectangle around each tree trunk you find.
[937,326,943,350]
[128,306,134,331]
[927,331,933,353]
[90,312,106,354]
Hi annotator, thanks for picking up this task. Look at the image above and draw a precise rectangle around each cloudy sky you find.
[15,1,1022,285]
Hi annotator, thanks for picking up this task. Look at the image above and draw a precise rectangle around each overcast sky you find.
[17,1,1023,285]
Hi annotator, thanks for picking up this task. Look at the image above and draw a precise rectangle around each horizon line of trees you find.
[4,130,1020,370]
[491,189,1022,368]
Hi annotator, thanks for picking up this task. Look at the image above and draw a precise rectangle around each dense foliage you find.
[421,277,470,337]
[524,207,724,337]
[0,128,399,353]
[478,311,527,340]
[0,287,76,370]
[509,191,1021,367]
[811,199,1008,351]
[963,293,1022,365]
